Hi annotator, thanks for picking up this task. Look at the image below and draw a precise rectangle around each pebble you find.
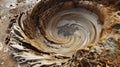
[0,42,3,50]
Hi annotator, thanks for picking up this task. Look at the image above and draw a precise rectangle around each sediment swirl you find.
[5,0,120,67]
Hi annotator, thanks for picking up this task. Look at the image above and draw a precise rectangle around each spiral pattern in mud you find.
[5,0,120,67]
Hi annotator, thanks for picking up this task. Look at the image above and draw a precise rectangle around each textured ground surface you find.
[0,0,40,67]
[0,0,120,67]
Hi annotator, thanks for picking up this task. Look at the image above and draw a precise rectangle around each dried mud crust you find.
[0,0,40,67]
[2,0,120,67]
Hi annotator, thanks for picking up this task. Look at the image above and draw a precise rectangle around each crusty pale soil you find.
[0,0,40,67]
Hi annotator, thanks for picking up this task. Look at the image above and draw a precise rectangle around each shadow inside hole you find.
[112,24,120,30]
[117,12,120,16]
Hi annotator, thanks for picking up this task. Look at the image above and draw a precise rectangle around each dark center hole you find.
[112,24,120,30]
[57,24,79,37]
[117,12,120,16]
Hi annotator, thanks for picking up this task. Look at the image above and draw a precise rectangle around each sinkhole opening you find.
[42,8,102,56]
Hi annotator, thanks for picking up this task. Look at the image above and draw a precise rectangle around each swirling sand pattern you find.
[5,0,120,67]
